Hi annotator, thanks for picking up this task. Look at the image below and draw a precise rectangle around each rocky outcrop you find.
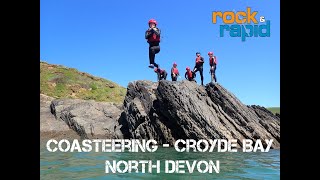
[40,80,280,149]
[40,94,79,140]
[120,80,280,148]
[40,94,123,139]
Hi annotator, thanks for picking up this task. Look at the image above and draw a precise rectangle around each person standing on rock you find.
[145,19,161,69]
[154,67,167,81]
[208,51,217,83]
[193,52,204,85]
[185,67,196,82]
[171,62,180,81]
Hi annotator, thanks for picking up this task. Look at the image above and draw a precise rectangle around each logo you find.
[212,7,270,41]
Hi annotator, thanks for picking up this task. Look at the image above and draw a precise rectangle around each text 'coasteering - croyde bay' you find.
[46,139,274,174]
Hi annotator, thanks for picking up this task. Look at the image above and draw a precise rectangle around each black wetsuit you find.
[193,56,204,85]
[145,27,161,68]
[210,57,217,82]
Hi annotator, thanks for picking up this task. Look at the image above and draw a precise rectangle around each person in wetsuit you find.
[193,52,204,85]
[145,19,161,68]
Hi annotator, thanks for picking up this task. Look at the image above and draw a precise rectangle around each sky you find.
[40,0,280,107]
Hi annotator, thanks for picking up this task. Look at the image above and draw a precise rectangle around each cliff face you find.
[41,80,280,148]
[119,80,280,148]
[42,94,123,139]
[40,94,79,140]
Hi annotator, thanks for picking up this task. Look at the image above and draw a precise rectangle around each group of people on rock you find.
[145,19,217,85]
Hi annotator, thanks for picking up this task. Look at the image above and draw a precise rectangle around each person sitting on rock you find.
[171,62,180,81]
[154,67,167,81]
[185,67,196,82]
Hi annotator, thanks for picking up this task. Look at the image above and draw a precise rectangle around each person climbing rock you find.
[185,67,196,82]
[171,62,180,81]
[145,19,161,69]
[208,51,217,83]
[193,52,204,85]
[154,67,167,81]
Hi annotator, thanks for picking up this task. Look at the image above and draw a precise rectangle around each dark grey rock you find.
[40,80,280,149]
[120,80,280,148]
[42,94,123,139]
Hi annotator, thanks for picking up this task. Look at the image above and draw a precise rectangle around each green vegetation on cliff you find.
[40,61,126,103]
[267,107,280,114]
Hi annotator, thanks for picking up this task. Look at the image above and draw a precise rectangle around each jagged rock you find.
[50,99,124,139]
[120,80,280,148]
[40,94,71,132]
[40,94,79,140]
[40,80,280,149]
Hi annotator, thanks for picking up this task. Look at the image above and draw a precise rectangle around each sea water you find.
[40,142,280,180]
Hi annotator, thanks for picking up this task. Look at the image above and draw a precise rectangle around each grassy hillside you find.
[40,61,126,103]
[267,107,280,114]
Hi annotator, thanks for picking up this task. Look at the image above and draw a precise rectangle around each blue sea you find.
[40,142,279,180]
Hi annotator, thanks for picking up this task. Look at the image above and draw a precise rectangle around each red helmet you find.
[208,51,213,55]
[173,62,177,66]
[186,67,190,71]
[148,19,157,25]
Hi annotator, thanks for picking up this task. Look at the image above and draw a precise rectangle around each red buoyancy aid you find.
[172,67,179,75]
[209,56,217,66]
[196,56,204,65]
[158,68,165,74]
[187,70,193,79]
[148,32,160,43]
[155,68,164,74]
